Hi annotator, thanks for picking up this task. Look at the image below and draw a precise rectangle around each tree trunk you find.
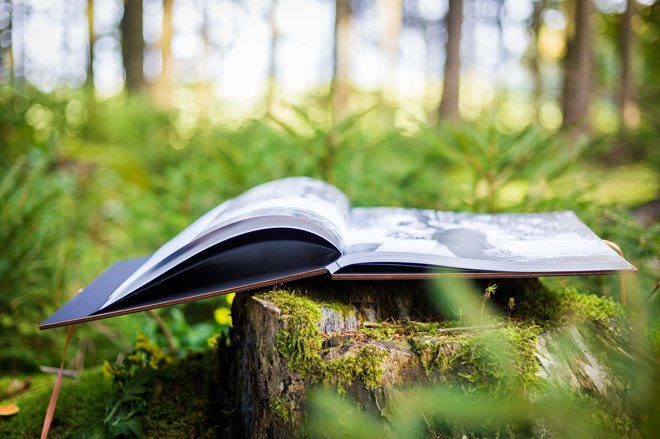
[226,279,627,438]
[377,0,402,105]
[86,0,95,87]
[13,0,25,83]
[561,0,593,131]
[0,0,12,83]
[151,0,174,107]
[618,0,638,130]
[331,0,351,123]
[121,0,145,92]
[529,0,545,120]
[438,0,463,122]
[265,0,279,114]
[157,0,174,104]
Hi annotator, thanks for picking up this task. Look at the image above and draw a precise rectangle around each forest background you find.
[0,0,657,408]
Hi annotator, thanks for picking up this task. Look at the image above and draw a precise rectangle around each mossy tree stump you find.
[223,278,628,438]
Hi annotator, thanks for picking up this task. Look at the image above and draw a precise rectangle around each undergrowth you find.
[0,336,221,438]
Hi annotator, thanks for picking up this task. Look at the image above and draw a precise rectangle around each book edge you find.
[39,267,329,330]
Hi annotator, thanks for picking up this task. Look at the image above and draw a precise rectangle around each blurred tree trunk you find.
[265,0,279,114]
[618,0,638,130]
[156,0,174,106]
[0,0,12,83]
[438,0,463,122]
[331,0,351,122]
[528,0,545,120]
[121,0,145,92]
[377,0,402,106]
[86,0,95,87]
[198,1,212,117]
[13,0,25,82]
[561,0,593,131]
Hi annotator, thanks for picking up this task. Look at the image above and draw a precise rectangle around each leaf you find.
[0,403,20,416]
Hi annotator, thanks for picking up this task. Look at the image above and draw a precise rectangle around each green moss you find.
[569,292,625,323]
[508,281,625,328]
[258,288,387,393]
[410,323,542,393]
[270,396,291,423]
[140,350,220,438]
[0,369,112,437]
[324,345,387,392]
[259,289,325,376]
[0,374,53,402]
[261,287,550,397]
[410,335,460,377]
[359,324,399,340]
[359,321,458,341]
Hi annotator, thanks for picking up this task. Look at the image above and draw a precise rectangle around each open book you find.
[41,177,635,329]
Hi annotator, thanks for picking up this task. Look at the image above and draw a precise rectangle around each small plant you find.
[449,303,473,326]
[507,297,516,317]
[481,284,498,324]
[87,335,172,438]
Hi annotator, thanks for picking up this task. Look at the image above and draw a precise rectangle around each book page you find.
[336,208,633,272]
[102,177,350,308]
[201,177,350,244]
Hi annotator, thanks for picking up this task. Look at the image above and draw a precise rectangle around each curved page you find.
[103,177,349,308]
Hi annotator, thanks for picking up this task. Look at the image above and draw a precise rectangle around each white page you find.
[333,208,634,273]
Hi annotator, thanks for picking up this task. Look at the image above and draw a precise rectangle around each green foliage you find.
[0,157,72,371]
[91,335,173,438]
[142,307,227,355]
[309,383,644,438]
[413,122,589,212]
[0,83,656,439]
[91,336,219,437]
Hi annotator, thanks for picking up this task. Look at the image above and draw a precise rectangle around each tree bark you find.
[561,0,594,131]
[331,0,351,123]
[121,0,145,92]
[618,0,638,130]
[438,0,463,122]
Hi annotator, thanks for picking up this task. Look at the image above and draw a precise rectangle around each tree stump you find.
[223,278,629,438]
